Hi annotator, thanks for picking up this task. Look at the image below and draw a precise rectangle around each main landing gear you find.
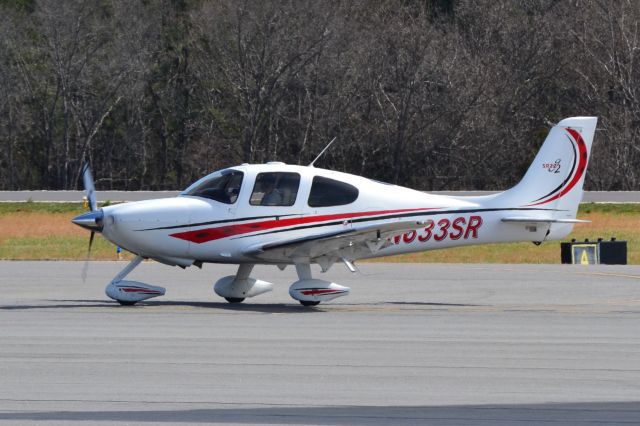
[288,264,350,306]
[215,263,351,306]
[213,264,274,303]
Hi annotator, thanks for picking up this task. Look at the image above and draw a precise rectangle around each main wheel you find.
[225,297,245,303]
[118,300,137,306]
[300,300,320,307]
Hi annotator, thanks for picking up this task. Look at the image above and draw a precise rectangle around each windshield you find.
[183,170,244,204]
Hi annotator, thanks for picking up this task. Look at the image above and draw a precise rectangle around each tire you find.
[118,300,137,306]
[300,300,320,307]
[225,297,245,303]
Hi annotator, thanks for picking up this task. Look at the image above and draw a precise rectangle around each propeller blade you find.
[81,231,95,284]
[82,162,97,212]
[88,230,95,254]
[81,259,89,283]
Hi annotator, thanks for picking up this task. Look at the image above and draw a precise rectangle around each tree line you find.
[1,0,639,191]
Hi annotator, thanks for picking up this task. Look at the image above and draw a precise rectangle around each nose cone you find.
[72,210,104,232]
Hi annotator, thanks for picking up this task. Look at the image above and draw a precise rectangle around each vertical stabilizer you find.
[497,117,597,239]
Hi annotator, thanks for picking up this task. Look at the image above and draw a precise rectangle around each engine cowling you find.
[214,276,274,299]
[289,279,350,303]
[105,280,166,303]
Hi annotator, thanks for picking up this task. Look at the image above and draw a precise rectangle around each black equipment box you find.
[560,238,627,265]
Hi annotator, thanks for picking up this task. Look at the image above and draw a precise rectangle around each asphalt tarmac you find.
[0,261,639,425]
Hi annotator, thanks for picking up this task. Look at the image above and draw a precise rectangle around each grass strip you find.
[0,202,637,263]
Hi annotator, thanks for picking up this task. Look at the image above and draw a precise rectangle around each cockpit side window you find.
[184,170,243,204]
[250,172,300,206]
[308,176,359,207]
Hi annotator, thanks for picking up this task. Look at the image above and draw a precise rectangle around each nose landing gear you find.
[105,255,166,305]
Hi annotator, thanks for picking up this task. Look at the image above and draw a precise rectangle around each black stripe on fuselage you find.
[230,207,565,240]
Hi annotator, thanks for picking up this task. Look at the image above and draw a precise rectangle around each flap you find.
[243,219,426,263]
[501,217,590,224]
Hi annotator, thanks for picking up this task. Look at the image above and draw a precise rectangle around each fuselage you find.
[94,163,555,267]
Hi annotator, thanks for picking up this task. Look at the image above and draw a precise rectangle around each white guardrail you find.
[1,191,640,203]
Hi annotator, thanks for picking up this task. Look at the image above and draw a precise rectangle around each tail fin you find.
[497,117,597,239]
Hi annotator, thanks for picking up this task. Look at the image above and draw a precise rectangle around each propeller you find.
[83,163,97,260]
[74,163,102,282]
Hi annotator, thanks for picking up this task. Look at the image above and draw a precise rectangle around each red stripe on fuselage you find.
[169,208,433,244]
[526,128,587,206]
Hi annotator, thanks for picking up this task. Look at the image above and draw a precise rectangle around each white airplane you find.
[73,117,597,306]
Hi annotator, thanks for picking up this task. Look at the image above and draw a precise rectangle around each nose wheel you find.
[224,297,245,303]
[299,300,320,307]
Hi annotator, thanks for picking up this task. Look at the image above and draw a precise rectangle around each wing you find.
[242,219,426,267]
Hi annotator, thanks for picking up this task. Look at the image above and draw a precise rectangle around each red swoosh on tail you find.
[526,128,587,206]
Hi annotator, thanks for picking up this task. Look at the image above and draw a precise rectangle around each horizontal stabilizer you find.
[501,217,590,224]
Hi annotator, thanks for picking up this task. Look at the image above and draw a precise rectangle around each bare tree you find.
[193,0,332,164]
[1,0,640,191]
[568,0,640,190]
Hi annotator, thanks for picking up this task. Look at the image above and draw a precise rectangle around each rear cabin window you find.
[308,176,359,207]
[250,172,301,206]
[184,170,243,204]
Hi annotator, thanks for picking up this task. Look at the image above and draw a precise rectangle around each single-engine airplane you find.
[72,116,597,306]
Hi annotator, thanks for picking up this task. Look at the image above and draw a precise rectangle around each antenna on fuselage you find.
[308,137,337,168]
